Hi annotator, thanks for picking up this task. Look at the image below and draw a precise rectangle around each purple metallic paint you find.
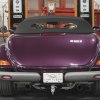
[0,44,8,60]
[6,33,99,69]
[0,44,13,69]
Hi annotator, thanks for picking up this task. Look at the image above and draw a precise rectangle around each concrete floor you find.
[0,88,100,100]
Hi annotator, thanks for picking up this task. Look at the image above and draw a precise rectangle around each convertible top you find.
[14,16,93,34]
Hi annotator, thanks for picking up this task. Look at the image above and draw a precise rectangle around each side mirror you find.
[0,26,7,33]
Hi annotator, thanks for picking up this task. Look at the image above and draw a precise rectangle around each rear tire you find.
[92,81,100,96]
[0,80,14,96]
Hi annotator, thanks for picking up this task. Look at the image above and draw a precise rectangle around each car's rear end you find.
[0,16,100,96]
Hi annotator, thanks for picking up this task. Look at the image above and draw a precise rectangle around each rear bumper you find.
[65,71,100,81]
[0,71,100,82]
[0,72,41,82]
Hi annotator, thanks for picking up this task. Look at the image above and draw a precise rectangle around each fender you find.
[0,44,13,69]
[95,52,100,67]
[0,44,8,60]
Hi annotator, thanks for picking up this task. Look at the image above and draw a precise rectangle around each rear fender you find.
[94,51,100,68]
[0,44,12,68]
[0,44,8,60]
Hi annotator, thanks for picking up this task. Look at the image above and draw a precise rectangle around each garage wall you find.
[95,0,100,10]
[0,15,2,27]
[0,0,8,28]
[44,0,60,7]
[28,0,39,10]
[65,0,100,9]
[65,0,74,8]
[28,0,40,17]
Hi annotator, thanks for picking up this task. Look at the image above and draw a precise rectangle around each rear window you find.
[31,22,77,30]
[14,16,93,34]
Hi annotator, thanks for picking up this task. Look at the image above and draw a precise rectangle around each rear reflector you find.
[1,75,12,80]
[93,75,100,79]
[0,60,10,66]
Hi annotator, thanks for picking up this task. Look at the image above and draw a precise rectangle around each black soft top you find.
[14,16,93,34]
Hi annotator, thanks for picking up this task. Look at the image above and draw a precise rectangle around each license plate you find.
[43,73,63,83]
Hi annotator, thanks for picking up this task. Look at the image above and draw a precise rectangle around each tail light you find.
[93,75,100,79]
[0,60,11,66]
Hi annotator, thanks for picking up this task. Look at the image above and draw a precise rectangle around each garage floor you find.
[0,88,100,100]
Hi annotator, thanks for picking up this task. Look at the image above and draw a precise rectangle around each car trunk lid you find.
[7,34,98,68]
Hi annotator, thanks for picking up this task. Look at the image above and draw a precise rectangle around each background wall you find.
[95,0,100,9]
[0,0,8,28]
[0,15,2,28]
[0,0,100,29]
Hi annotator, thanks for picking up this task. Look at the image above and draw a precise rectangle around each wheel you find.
[0,80,14,96]
[92,81,100,96]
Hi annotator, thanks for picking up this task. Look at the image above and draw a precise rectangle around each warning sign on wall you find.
[13,0,22,13]
[80,0,89,13]
[8,0,27,30]
[76,0,94,26]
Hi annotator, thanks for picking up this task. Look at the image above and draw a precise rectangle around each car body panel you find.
[0,44,8,60]
[0,16,100,86]
[7,34,99,69]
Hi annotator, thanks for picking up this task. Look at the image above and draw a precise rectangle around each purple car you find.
[0,16,100,96]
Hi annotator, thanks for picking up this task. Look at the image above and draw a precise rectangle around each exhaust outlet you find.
[76,84,84,92]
